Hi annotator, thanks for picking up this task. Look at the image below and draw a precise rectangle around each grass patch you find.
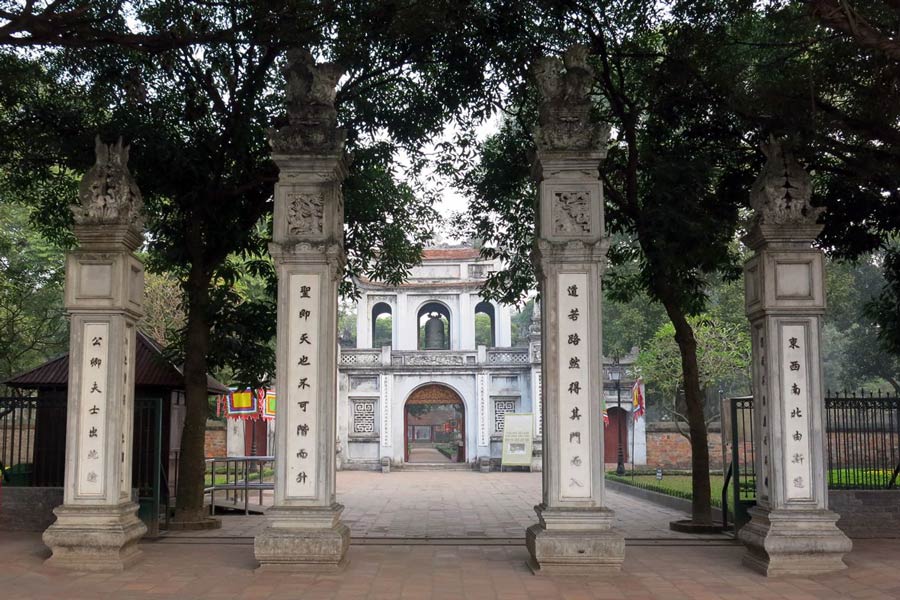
[828,468,897,489]
[435,444,455,460]
[607,469,899,506]
[605,473,729,507]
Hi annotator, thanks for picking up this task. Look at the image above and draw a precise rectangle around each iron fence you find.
[0,396,66,486]
[826,390,900,490]
[725,391,900,495]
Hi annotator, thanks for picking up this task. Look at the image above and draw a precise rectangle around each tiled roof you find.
[4,331,229,394]
[421,248,482,260]
[358,279,485,289]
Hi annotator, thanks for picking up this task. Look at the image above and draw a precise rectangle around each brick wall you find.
[830,490,900,538]
[645,422,725,470]
[0,487,63,531]
[205,420,226,458]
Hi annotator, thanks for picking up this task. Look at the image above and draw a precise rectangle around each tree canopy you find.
[1,0,898,527]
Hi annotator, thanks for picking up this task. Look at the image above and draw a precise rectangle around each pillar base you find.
[42,502,146,571]
[526,504,625,575]
[738,506,852,577]
[254,503,349,572]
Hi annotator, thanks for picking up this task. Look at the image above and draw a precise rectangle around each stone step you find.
[396,462,473,471]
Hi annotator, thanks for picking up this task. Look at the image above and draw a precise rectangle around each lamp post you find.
[610,359,626,476]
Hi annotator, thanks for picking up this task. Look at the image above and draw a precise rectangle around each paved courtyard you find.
[195,470,724,541]
[2,533,900,599]
[2,472,897,599]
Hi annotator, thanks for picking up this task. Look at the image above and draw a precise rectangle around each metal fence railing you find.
[725,392,900,496]
[826,391,900,490]
[204,455,274,515]
[722,391,899,532]
[0,396,66,486]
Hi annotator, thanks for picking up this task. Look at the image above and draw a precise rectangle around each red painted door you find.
[244,420,268,456]
[604,407,629,463]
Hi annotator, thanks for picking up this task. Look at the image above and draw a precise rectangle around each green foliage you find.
[510,299,535,347]
[603,285,668,358]
[0,203,68,380]
[474,312,493,347]
[338,304,358,348]
[864,248,900,387]
[823,254,900,393]
[140,271,186,348]
[636,315,751,425]
[373,314,392,348]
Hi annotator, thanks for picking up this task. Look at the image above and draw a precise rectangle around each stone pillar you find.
[529,301,543,472]
[738,138,852,576]
[43,137,147,571]
[254,49,349,571]
[526,46,624,574]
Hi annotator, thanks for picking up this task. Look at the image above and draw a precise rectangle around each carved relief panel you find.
[552,191,591,236]
[539,183,603,243]
[286,192,324,236]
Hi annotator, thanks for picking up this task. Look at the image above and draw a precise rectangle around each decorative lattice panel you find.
[494,399,517,433]
[340,352,381,366]
[488,352,529,364]
[352,400,376,434]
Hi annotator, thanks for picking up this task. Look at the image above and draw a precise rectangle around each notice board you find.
[501,413,534,468]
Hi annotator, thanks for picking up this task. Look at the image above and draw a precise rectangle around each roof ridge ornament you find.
[269,48,346,155]
[72,136,144,234]
[531,45,609,153]
[750,136,821,227]
[744,136,823,247]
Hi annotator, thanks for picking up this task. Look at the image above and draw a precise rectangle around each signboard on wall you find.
[501,413,534,468]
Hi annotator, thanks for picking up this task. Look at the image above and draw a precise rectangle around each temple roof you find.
[420,247,482,261]
[4,331,229,395]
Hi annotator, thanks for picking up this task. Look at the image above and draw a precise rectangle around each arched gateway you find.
[404,384,465,463]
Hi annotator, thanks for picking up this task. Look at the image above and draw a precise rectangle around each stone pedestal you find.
[254,50,349,571]
[527,505,624,575]
[255,505,350,571]
[43,503,146,571]
[526,46,624,574]
[737,139,851,576]
[43,137,147,571]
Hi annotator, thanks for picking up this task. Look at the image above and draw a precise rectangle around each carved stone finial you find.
[72,136,143,233]
[749,137,821,228]
[269,48,346,154]
[531,45,609,152]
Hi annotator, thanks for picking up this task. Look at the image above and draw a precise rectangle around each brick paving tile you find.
[192,471,727,542]
[2,533,900,600]
[5,472,899,599]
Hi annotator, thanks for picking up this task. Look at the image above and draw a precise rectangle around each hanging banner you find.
[632,377,645,421]
[262,390,277,420]
[216,388,271,420]
[501,413,534,468]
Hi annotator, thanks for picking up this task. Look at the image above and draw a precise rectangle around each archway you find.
[417,301,451,350]
[371,301,392,347]
[404,384,465,463]
[474,300,496,347]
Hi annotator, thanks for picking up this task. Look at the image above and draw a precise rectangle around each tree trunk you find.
[661,296,714,526]
[173,256,212,523]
